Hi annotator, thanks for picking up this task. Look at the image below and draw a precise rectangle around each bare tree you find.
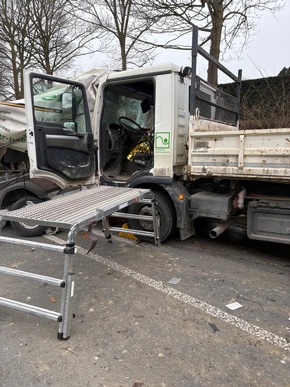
[139,0,285,85]
[29,0,94,75]
[0,0,35,99]
[203,0,284,85]
[240,76,290,129]
[0,0,95,100]
[70,0,157,70]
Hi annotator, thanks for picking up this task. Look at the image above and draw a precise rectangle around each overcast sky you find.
[226,1,290,80]
[152,2,290,82]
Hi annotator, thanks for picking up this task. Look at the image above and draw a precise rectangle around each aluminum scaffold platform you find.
[0,186,160,339]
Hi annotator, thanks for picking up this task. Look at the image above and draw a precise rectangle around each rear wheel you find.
[10,196,48,237]
[128,191,176,242]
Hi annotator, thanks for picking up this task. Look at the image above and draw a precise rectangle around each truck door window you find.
[26,73,95,185]
[31,77,87,134]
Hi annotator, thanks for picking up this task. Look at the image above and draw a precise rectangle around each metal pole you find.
[190,25,198,116]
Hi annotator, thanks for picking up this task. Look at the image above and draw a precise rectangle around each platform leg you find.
[58,243,75,340]
[102,217,112,239]
[151,198,161,247]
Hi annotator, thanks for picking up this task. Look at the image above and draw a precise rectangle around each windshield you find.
[101,81,155,129]
[99,79,155,181]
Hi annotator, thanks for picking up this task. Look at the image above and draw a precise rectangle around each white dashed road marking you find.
[45,234,290,353]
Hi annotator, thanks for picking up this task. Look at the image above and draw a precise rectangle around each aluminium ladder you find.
[0,186,160,339]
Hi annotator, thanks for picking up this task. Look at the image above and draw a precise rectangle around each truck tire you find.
[10,196,48,237]
[128,191,176,242]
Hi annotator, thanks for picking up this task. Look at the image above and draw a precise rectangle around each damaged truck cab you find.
[94,64,191,241]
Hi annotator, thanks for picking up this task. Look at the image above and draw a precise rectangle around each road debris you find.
[226,301,243,310]
[168,277,181,284]
[209,323,220,333]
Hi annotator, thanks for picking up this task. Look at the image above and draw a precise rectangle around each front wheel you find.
[10,196,48,237]
[128,191,176,242]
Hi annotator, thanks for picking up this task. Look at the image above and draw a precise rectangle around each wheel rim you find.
[138,204,160,232]
[17,221,40,230]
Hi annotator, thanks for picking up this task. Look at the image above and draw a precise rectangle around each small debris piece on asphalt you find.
[168,277,181,284]
[226,301,242,310]
[209,323,220,333]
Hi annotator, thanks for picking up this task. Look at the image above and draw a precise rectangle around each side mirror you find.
[141,98,151,113]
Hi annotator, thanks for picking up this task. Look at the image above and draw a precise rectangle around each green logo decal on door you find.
[155,132,170,152]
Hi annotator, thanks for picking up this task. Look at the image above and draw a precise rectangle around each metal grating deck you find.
[0,185,158,340]
[1,186,150,229]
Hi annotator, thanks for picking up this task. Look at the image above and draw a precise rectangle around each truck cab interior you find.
[99,79,155,181]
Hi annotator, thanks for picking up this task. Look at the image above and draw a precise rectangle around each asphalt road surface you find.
[0,224,289,386]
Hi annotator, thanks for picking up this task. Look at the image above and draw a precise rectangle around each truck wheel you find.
[10,196,48,237]
[128,191,176,242]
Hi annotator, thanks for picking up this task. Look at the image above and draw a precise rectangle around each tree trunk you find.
[11,48,21,99]
[206,0,223,86]
[121,42,127,70]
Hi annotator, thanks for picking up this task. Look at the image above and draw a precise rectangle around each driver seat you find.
[104,123,127,175]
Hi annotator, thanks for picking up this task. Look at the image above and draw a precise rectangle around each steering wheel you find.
[119,116,143,134]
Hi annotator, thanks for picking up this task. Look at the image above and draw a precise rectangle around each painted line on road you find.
[45,234,290,353]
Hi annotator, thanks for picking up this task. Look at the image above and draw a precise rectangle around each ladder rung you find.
[110,212,154,221]
[0,266,65,287]
[0,297,62,322]
[0,236,65,253]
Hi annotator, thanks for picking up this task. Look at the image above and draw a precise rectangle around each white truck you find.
[3,26,290,244]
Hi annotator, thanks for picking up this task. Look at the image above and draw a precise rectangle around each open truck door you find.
[24,72,95,189]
